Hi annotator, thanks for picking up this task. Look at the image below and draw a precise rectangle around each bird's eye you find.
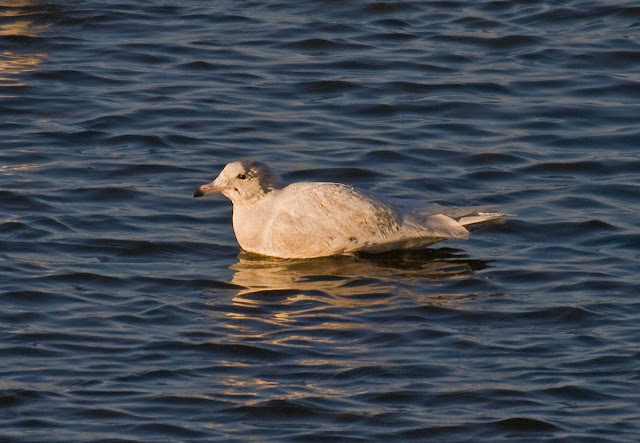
[237,173,247,180]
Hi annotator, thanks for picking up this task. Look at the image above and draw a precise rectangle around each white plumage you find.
[193,161,504,259]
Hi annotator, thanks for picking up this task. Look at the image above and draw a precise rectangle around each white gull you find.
[193,160,505,259]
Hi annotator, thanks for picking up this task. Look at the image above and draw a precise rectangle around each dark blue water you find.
[2,1,640,441]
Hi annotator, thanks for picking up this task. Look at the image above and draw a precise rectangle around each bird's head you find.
[193,160,285,204]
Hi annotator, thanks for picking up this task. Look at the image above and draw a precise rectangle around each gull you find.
[193,160,505,259]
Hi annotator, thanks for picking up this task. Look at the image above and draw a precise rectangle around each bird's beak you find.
[193,180,223,198]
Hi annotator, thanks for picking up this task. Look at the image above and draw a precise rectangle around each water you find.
[1,1,639,441]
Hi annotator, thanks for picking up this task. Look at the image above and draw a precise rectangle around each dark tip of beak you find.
[192,187,204,198]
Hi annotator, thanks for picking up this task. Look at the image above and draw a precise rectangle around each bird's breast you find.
[231,203,270,253]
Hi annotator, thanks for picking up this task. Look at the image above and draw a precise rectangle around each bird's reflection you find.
[230,248,489,304]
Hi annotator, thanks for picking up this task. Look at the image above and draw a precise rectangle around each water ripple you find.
[1,0,640,441]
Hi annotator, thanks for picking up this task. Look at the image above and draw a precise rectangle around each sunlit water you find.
[2,1,640,441]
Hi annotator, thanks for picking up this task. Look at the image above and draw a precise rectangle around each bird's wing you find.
[263,183,401,257]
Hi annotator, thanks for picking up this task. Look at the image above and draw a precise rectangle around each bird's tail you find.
[402,204,510,235]
[456,211,508,229]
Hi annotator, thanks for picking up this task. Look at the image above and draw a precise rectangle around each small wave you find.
[371,31,414,42]
[433,34,541,50]
[503,219,617,241]
[0,190,54,212]
[361,149,419,164]
[464,152,528,166]
[576,78,640,98]
[464,170,516,181]
[0,389,41,408]
[3,290,83,307]
[279,38,370,51]
[229,398,326,419]
[539,385,615,402]
[519,160,611,175]
[0,345,60,358]
[0,221,49,240]
[146,341,288,361]
[519,306,599,324]
[56,186,141,203]
[34,69,128,85]
[130,422,206,439]
[492,417,558,432]
[176,60,217,71]
[295,79,362,94]
[83,114,134,129]
[104,163,193,178]
[107,134,171,148]
[364,2,417,14]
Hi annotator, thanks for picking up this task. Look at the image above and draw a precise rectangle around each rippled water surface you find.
[2,1,640,441]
